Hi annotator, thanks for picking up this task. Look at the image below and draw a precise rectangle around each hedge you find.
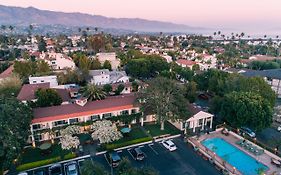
[105,137,152,150]
[16,157,61,172]
[17,153,77,172]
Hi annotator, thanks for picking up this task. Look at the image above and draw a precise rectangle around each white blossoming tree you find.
[60,125,81,150]
[91,120,122,144]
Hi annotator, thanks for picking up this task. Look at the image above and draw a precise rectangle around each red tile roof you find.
[17,83,50,101]
[176,59,197,66]
[0,64,14,79]
[32,94,138,123]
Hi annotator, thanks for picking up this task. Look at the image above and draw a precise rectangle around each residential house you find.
[40,52,76,70]
[176,59,197,69]
[89,69,129,85]
[29,75,58,87]
[96,52,120,70]
[0,64,14,82]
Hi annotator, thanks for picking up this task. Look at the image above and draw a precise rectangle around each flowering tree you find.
[60,125,81,150]
[91,120,122,144]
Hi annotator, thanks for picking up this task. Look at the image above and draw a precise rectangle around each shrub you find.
[63,152,77,160]
[105,137,152,150]
[16,157,61,172]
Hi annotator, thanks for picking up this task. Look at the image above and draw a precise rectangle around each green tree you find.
[38,36,47,52]
[14,60,36,79]
[139,77,190,130]
[0,97,32,171]
[185,81,197,103]
[36,60,51,73]
[91,59,102,70]
[132,81,139,92]
[103,60,112,70]
[83,84,106,101]
[115,84,125,95]
[35,88,62,107]
[103,84,112,94]
[220,91,272,131]
[0,75,22,98]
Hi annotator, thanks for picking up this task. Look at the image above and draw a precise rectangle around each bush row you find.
[16,152,76,172]
[105,137,152,150]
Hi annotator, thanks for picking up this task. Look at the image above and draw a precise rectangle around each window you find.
[33,81,36,83]
[52,61,56,64]
[121,110,129,115]
[41,80,44,83]
[91,115,100,121]
[131,109,137,114]
[32,124,41,130]
[69,118,78,124]
[34,134,42,141]
[55,131,61,137]
[102,113,112,119]
[53,120,67,127]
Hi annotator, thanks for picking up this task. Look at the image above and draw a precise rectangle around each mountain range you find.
[0,5,206,33]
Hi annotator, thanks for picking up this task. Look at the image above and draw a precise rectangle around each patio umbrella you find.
[39,142,52,150]
[121,127,131,134]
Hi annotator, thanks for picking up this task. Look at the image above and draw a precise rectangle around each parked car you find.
[49,164,62,175]
[33,169,45,175]
[277,125,281,132]
[130,147,145,161]
[65,161,78,175]
[18,172,28,175]
[240,127,256,138]
[162,140,177,151]
[104,151,121,168]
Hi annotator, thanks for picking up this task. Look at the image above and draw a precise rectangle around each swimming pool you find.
[201,137,268,175]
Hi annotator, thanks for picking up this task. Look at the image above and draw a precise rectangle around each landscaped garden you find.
[17,143,76,171]
[143,121,181,137]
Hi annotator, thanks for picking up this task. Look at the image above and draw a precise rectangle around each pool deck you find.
[188,128,281,175]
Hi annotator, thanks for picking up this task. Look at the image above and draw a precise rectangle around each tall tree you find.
[83,84,106,101]
[185,81,197,103]
[35,88,62,107]
[103,60,112,70]
[139,77,190,130]
[81,160,109,175]
[0,98,32,171]
[220,91,272,131]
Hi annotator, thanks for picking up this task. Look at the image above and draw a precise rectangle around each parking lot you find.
[92,138,220,175]
[25,138,220,175]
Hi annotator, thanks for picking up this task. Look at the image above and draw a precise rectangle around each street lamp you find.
[274,147,278,154]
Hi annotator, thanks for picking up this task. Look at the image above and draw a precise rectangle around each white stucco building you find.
[29,75,58,87]
[96,52,120,70]
[40,52,76,70]
[89,69,129,85]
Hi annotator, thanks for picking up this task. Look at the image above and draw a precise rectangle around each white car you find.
[162,140,177,151]
[277,125,281,132]
[65,161,78,175]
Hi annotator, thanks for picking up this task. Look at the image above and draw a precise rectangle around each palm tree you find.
[83,84,106,101]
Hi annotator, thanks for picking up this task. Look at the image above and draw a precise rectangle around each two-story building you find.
[40,52,76,70]
[30,94,144,145]
[89,69,129,85]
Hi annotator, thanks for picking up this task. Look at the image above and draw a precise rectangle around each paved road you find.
[92,138,220,175]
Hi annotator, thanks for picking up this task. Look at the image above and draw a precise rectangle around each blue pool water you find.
[201,137,268,175]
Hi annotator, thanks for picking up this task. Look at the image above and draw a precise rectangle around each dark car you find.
[130,147,145,161]
[104,151,121,168]
[49,164,62,175]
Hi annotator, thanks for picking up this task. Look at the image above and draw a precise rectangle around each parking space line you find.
[148,144,159,155]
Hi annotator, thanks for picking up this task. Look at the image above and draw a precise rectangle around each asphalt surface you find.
[25,138,221,175]
[92,138,220,175]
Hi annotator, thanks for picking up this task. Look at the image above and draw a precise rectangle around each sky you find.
[1,0,281,33]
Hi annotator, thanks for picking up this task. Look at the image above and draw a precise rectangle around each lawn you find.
[143,122,181,137]
[19,144,71,164]
[102,126,152,150]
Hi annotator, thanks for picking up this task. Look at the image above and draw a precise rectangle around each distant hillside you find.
[0,5,206,33]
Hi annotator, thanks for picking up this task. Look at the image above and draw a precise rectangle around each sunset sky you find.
[1,0,281,32]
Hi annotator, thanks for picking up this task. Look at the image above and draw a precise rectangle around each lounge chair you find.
[236,139,243,145]
[271,158,281,167]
